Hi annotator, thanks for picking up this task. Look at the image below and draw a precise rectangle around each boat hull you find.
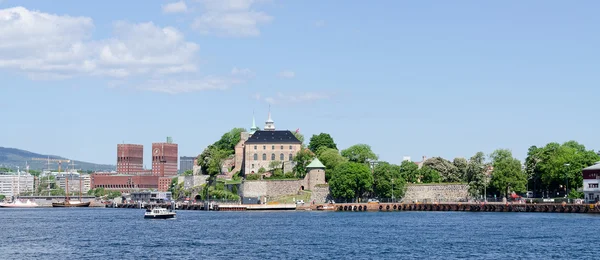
[52,202,91,207]
[0,204,39,208]
[144,213,176,219]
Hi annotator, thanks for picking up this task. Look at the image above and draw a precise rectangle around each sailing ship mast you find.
[16,166,20,200]
[64,162,69,202]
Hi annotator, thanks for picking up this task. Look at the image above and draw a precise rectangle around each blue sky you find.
[1,0,598,167]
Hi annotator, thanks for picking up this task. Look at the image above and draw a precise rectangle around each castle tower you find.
[305,158,326,191]
[264,105,275,131]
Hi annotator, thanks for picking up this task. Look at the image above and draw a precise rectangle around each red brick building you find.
[117,144,145,174]
[91,174,160,192]
[90,138,178,193]
[151,141,178,177]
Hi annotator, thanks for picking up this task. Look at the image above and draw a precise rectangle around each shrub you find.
[246,174,260,180]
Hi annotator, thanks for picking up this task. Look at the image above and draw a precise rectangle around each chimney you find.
[422,156,427,162]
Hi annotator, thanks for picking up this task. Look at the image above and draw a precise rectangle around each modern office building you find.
[0,171,35,197]
[56,173,91,194]
[180,156,195,173]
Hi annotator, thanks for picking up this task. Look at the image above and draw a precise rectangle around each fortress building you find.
[229,108,303,176]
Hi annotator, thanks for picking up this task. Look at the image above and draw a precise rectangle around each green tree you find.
[268,161,282,171]
[329,162,373,201]
[182,170,193,176]
[420,166,441,183]
[317,148,347,181]
[341,144,378,164]
[213,127,246,155]
[422,157,460,182]
[308,133,337,153]
[292,131,305,147]
[293,148,315,178]
[453,158,468,182]
[0,194,5,200]
[399,160,419,183]
[526,141,600,195]
[372,162,405,199]
[489,149,527,197]
[466,152,487,198]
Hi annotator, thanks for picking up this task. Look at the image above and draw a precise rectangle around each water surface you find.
[0,208,596,259]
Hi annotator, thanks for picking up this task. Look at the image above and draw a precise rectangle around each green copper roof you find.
[306,158,325,169]
[250,112,260,134]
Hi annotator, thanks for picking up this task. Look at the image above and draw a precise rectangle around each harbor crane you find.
[31,157,71,173]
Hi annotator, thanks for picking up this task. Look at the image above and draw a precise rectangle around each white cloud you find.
[163,1,188,13]
[231,67,254,77]
[0,7,198,77]
[0,6,248,94]
[139,76,242,94]
[192,0,273,37]
[263,92,331,104]
[278,70,295,78]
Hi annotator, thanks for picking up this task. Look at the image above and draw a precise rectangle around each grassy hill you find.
[0,147,115,172]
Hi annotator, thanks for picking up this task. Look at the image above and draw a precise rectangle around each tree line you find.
[195,128,600,202]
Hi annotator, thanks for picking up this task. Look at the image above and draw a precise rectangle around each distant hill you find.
[0,147,115,172]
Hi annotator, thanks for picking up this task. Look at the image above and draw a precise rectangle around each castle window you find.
[280,145,283,149]
[254,146,257,150]
[262,153,266,160]
[271,154,275,160]
[280,153,284,160]
[252,164,255,168]
[289,145,292,150]
[263,145,266,150]
[272,145,275,150]
[289,154,293,161]
[253,154,258,160]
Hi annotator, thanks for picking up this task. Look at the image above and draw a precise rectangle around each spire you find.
[250,110,259,134]
[264,105,275,131]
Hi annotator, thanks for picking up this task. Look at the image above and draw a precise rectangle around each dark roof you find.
[244,130,301,144]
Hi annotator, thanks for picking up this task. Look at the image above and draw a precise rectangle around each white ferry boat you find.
[0,199,39,208]
[144,207,176,219]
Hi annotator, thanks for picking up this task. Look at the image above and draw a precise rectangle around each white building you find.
[0,171,35,197]
[583,163,600,203]
[56,173,91,194]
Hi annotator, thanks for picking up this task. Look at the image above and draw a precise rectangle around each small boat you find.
[52,200,91,207]
[0,199,39,208]
[144,207,176,219]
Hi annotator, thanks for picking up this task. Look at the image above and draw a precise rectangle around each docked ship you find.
[0,199,39,208]
[1,165,39,208]
[52,165,90,208]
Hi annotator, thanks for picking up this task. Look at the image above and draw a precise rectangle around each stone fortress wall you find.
[401,184,470,203]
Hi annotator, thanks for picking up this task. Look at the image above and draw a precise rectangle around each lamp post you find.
[391,178,394,203]
[564,163,570,203]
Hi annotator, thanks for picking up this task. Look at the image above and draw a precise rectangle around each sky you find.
[1,0,599,167]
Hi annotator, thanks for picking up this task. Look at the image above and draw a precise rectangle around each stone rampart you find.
[240,179,306,199]
[402,184,470,203]
[179,175,209,190]
[309,185,331,204]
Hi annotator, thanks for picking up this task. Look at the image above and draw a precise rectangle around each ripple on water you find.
[0,209,597,259]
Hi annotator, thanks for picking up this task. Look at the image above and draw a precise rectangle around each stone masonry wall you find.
[240,179,306,199]
[310,185,331,204]
[402,184,470,203]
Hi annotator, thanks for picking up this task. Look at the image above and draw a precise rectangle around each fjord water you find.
[0,208,596,259]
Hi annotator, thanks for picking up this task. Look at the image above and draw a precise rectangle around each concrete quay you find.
[107,202,297,211]
[303,202,600,213]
